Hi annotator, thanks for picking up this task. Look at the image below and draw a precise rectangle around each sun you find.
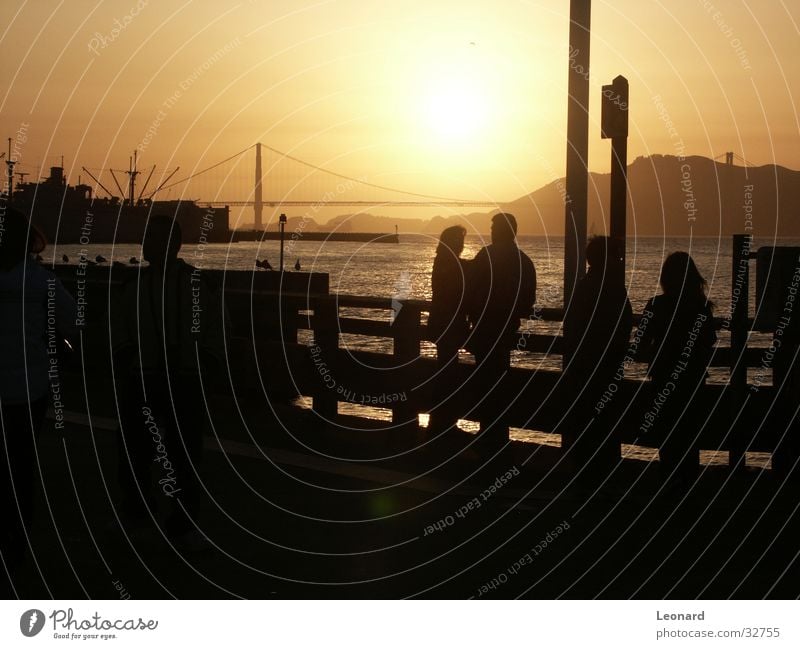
[422,73,491,144]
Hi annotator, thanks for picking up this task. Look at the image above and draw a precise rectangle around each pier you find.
[51,235,792,471]
[17,246,799,599]
[230,230,399,243]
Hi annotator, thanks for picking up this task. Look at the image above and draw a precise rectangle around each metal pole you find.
[730,234,751,389]
[608,76,628,238]
[729,233,751,469]
[6,138,15,203]
[606,75,629,281]
[254,143,263,231]
[279,212,287,271]
[609,139,628,239]
[563,0,592,367]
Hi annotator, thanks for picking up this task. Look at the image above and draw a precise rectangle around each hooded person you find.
[110,215,228,546]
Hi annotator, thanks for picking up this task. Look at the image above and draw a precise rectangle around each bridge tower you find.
[254,142,263,231]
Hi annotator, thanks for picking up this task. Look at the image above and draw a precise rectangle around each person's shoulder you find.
[578,272,601,291]
[174,259,201,281]
[570,276,592,301]
[176,258,196,273]
[115,264,146,288]
[23,258,58,285]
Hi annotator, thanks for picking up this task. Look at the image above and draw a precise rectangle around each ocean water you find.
[55,233,792,309]
[58,234,793,467]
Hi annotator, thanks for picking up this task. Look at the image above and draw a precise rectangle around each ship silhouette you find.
[9,152,229,246]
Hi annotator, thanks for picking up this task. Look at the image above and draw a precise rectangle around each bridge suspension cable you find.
[145,145,252,198]
[142,142,497,206]
[257,143,489,204]
[714,151,756,167]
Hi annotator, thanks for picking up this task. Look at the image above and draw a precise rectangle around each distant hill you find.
[505,154,800,237]
[235,155,799,237]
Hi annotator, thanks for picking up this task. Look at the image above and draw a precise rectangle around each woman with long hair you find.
[427,225,469,436]
[638,251,716,484]
[0,208,76,574]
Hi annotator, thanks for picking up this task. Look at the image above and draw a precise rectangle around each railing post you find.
[392,302,421,433]
[279,294,299,345]
[312,295,338,421]
[770,252,800,476]
[729,233,752,468]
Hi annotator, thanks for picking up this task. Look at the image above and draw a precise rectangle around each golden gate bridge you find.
[101,142,504,230]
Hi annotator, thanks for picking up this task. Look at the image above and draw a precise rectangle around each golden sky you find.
[1,0,798,208]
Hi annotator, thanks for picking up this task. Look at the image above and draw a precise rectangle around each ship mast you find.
[125,150,140,206]
[5,138,16,203]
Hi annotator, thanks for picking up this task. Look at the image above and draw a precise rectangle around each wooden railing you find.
[51,260,795,470]
[289,294,787,470]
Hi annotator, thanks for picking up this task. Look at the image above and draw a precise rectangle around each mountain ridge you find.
[237,154,799,237]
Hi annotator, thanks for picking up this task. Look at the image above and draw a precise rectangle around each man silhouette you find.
[111,215,227,548]
[467,213,536,451]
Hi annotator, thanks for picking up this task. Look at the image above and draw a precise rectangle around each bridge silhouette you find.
[128,142,502,229]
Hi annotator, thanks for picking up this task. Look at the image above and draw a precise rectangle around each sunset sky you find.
[1,0,798,213]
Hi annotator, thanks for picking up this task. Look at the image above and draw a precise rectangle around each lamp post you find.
[279,212,287,271]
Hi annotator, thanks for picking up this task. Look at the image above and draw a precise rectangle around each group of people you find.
[0,208,226,570]
[427,213,536,448]
[427,213,716,481]
[0,205,718,572]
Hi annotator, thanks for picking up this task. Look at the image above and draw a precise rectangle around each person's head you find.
[0,206,46,271]
[659,251,707,300]
[436,225,466,258]
[142,215,181,266]
[586,236,624,274]
[491,212,517,245]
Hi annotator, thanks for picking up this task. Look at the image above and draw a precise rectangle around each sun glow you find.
[411,44,502,152]
[423,74,491,143]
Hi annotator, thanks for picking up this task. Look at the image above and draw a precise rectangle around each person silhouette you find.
[467,213,536,452]
[562,236,632,476]
[0,208,77,575]
[427,226,470,436]
[638,252,716,485]
[110,215,227,548]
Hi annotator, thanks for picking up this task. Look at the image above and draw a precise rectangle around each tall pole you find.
[6,138,15,203]
[254,142,263,231]
[279,212,287,271]
[606,75,629,245]
[602,74,629,284]
[563,0,592,366]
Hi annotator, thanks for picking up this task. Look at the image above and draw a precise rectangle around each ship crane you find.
[82,152,178,203]
[81,167,116,199]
